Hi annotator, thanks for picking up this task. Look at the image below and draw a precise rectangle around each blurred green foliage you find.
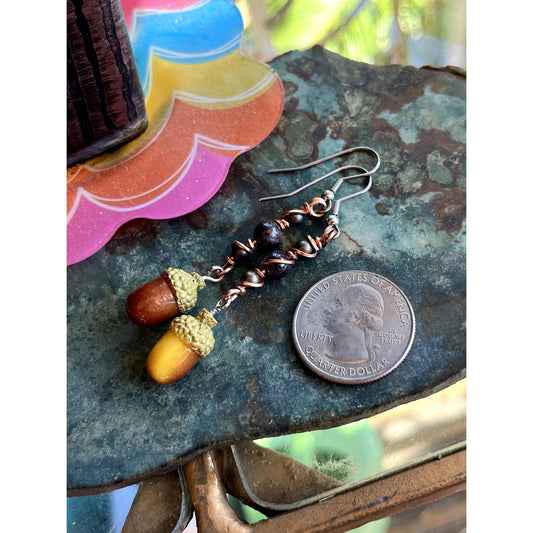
[240,0,466,67]
[258,419,383,483]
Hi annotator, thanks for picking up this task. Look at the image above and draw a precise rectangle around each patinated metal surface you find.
[67,46,466,494]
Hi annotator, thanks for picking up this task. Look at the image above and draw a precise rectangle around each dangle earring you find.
[126,147,381,384]
[126,147,380,326]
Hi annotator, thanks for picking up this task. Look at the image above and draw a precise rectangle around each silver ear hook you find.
[258,165,370,202]
[267,146,381,174]
[325,166,372,227]
[259,146,380,203]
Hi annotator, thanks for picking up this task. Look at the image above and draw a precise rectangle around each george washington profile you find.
[322,283,384,364]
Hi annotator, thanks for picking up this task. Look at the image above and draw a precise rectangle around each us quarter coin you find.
[292,271,415,384]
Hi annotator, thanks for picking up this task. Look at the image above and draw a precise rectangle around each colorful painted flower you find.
[67,0,284,265]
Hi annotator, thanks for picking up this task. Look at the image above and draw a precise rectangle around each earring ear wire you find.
[258,165,372,203]
[267,146,381,174]
[260,146,379,204]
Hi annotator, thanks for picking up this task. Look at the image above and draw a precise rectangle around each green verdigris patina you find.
[67,47,465,494]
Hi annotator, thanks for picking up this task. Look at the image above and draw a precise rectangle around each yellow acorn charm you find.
[126,268,206,326]
[146,309,217,385]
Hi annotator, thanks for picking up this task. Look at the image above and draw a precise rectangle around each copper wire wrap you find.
[209,195,341,313]
[211,224,340,314]
[288,236,323,259]
[213,268,266,312]
[279,196,329,222]
[273,218,290,231]
[320,224,341,245]
[280,208,306,219]
[205,197,328,285]
[203,239,257,282]
[302,197,329,218]
[232,238,257,255]
[259,255,296,267]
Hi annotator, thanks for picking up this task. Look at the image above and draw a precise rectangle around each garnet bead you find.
[253,221,282,248]
[263,251,292,279]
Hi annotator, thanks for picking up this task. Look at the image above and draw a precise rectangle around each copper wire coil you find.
[285,250,301,261]
[217,256,237,277]
[227,286,248,298]
[273,218,291,231]
[214,286,248,310]
[232,238,257,254]
[280,208,307,219]
[309,234,325,250]
[304,197,329,217]
[320,225,340,245]
[259,256,296,267]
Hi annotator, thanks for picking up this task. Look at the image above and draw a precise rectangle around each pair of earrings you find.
[126,147,381,385]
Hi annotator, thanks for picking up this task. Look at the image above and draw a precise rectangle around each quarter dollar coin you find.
[292,270,415,384]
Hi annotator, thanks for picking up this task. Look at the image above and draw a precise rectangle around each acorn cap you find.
[163,268,206,313]
[169,309,217,358]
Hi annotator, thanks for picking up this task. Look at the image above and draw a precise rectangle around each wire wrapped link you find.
[202,257,236,283]
[304,197,329,217]
[211,268,266,314]
[204,196,330,287]
[280,207,307,220]
[203,239,257,283]
[232,238,256,255]
[320,224,340,245]
[206,194,340,314]
[210,226,338,313]
[211,290,240,313]
[273,218,290,231]
[286,235,324,260]
[278,196,329,222]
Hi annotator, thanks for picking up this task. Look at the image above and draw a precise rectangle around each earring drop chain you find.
[201,196,329,285]
[210,217,339,315]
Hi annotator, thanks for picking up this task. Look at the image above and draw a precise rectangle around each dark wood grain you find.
[67,0,147,167]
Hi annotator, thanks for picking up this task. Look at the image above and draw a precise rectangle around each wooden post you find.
[67,0,147,167]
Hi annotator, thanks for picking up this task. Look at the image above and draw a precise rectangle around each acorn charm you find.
[126,268,205,326]
[146,309,217,385]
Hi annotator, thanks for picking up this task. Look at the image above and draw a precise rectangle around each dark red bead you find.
[263,251,292,279]
[253,221,282,248]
